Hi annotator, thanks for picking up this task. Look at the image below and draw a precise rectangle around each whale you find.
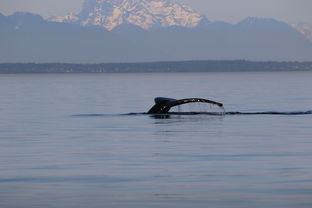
[147,97,224,114]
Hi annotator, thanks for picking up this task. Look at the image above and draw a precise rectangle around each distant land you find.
[1,61,312,73]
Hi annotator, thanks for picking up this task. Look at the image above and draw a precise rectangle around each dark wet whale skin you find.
[147,97,224,114]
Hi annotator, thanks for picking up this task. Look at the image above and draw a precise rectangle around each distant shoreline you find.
[0,60,312,74]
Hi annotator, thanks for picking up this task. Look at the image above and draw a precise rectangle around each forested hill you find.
[0,61,312,74]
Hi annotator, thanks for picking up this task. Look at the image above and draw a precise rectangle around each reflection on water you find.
[0,72,312,208]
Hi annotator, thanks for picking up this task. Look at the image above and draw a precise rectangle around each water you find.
[0,72,312,208]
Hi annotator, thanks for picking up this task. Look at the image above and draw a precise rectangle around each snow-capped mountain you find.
[2,12,312,63]
[50,0,207,30]
[292,23,312,42]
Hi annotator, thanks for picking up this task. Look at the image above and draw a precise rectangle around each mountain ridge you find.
[47,0,312,42]
[292,23,312,42]
[1,11,312,63]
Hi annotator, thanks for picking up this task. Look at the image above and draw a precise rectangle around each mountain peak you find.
[50,0,207,30]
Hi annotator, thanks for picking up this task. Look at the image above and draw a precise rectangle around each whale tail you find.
[148,97,224,114]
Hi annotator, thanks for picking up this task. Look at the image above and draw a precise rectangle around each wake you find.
[226,111,312,115]
[71,111,312,118]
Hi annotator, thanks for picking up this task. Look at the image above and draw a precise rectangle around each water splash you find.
[170,102,226,115]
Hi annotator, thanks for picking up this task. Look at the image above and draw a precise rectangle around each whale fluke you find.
[148,97,223,114]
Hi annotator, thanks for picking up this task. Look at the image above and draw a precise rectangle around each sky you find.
[0,0,311,24]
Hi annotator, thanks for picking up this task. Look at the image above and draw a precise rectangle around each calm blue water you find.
[0,72,312,208]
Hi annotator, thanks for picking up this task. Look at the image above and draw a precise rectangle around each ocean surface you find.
[0,72,312,208]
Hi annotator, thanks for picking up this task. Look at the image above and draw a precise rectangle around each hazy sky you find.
[0,0,311,24]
